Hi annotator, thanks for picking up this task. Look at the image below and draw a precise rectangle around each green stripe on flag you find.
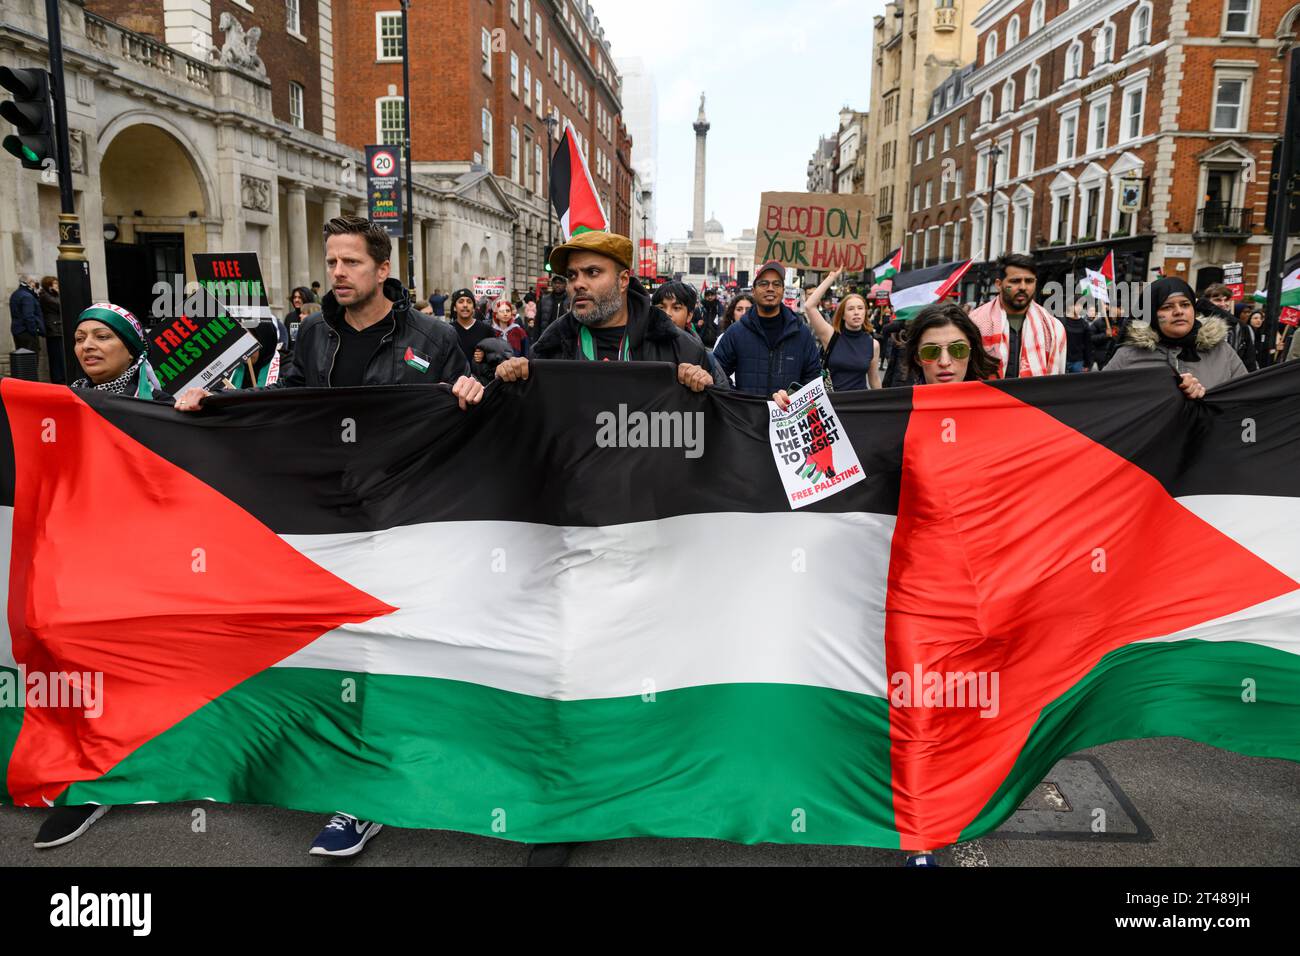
[36,669,899,847]
[959,638,1300,841]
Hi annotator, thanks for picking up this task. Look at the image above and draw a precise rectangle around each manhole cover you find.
[991,755,1150,842]
[1018,781,1072,812]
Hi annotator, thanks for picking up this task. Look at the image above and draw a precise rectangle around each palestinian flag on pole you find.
[1077,250,1115,304]
[549,120,608,240]
[870,247,903,284]
[888,259,973,321]
[3,365,1299,850]
[1252,252,1300,308]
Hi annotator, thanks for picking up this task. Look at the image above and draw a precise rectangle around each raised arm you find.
[802,267,842,348]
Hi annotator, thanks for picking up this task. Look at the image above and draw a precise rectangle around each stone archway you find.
[99,120,214,323]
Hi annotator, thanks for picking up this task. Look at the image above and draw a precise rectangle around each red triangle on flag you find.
[2,380,396,806]
[884,381,1298,849]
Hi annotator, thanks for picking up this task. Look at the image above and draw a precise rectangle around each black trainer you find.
[34,804,110,849]
[526,842,577,867]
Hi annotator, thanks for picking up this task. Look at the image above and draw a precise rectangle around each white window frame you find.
[943,124,952,152]
[1086,93,1111,154]
[510,52,520,96]
[535,81,543,118]
[991,197,1009,258]
[376,95,404,146]
[1018,123,1038,177]
[289,80,304,129]
[985,31,999,64]
[1066,40,1083,80]
[1222,0,1258,37]
[481,28,493,77]
[510,0,519,24]
[1012,195,1032,254]
[1093,22,1115,68]
[971,202,987,259]
[912,184,920,213]
[535,14,543,52]
[958,116,966,143]
[524,65,532,108]
[1058,103,1081,162]
[482,107,493,173]
[376,11,402,63]
[1007,15,1020,47]
[1026,64,1040,101]
[1001,78,1016,113]
[915,139,923,164]
[524,0,532,38]
[1211,69,1253,132]
[1130,2,1153,49]
[1076,171,1106,240]
[928,132,936,159]
[511,124,520,183]
[981,92,994,125]
[1119,77,1147,142]
[286,0,301,36]
[1050,176,1076,243]
[925,179,933,208]
[534,143,543,195]
[1029,0,1045,33]
[997,133,1012,182]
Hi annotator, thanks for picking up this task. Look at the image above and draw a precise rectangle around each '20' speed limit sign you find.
[370,150,396,176]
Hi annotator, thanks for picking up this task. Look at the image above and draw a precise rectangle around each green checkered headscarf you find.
[72,303,160,399]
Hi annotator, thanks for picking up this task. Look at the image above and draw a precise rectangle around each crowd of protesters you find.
[10,218,1300,867]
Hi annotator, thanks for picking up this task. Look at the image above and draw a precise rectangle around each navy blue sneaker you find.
[904,852,938,867]
[308,813,383,857]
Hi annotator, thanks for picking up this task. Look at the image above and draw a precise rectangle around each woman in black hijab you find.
[1104,277,1248,395]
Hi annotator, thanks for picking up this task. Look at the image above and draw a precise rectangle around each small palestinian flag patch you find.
[404,347,430,373]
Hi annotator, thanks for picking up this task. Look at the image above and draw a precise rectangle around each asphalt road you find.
[2,737,1296,867]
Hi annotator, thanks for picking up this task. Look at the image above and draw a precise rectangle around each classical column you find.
[692,95,709,244]
[411,217,426,297]
[422,219,437,294]
[322,192,342,225]
[286,184,310,293]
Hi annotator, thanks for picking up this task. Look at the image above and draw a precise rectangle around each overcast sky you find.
[597,0,889,243]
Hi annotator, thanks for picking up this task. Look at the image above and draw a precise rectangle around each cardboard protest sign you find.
[192,253,275,324]
[755,192,873,272]
[148,287,259,394]
[366,145,403,238]
[767,378,867,509]
[474,276,507,301]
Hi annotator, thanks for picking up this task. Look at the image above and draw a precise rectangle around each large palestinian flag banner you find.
[2,364,1298,851]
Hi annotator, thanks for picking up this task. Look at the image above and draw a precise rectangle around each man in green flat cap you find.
[495,231,723,391]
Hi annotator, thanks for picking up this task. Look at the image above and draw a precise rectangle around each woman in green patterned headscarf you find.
[70,303,168,400]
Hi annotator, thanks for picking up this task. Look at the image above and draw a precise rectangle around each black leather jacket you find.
[276,278,469,387]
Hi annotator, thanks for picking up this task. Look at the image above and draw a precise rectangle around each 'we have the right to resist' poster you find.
[767,378,866,509]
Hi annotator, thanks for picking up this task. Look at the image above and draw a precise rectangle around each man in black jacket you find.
[535,274,569,336]
[496,231,720,391]
[175,216,480,410]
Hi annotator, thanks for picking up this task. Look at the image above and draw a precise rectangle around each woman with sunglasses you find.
[902,302,1000,386]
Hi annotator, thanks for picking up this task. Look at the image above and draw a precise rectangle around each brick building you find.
[863,0,980,262]
[905,0,1300,303]
[905,65,976,274]
[332,0,630,292]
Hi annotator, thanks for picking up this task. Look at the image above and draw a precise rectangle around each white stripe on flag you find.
[889,280,945,313]
[278,511,896,701]
[1135,495,1300,657]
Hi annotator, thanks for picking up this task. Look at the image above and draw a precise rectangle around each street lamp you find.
[544,113,559,275]
[982,142,1004,300]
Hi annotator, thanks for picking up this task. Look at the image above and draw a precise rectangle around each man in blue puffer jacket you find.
[713,260,821,396]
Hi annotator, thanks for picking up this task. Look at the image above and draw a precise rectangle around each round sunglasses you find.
[917,341,972,363]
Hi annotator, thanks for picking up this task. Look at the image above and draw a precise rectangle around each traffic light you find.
[0,67,54,170]
[543,244,553,273]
